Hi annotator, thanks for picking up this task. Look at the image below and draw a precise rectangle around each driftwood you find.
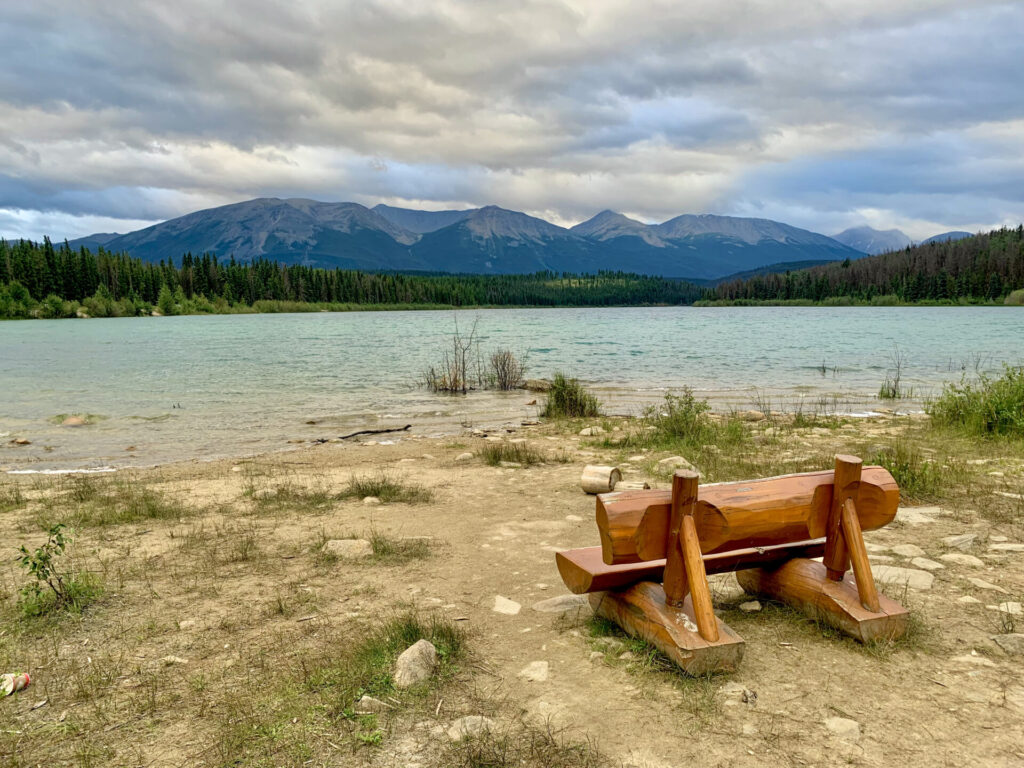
[339,425,412,440]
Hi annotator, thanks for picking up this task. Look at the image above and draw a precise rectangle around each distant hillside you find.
[709,226,1024,303]
[63,197,866,280]
[832,225,913,255]
[922,230,973,245]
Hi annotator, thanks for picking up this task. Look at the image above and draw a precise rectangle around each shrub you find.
[489,348,527,390]
[1004,288,1024,306]
[17,523,102,617]
[926,365,1024,437]
[870,441,954,502]
[541,373,601,418]
[477,442,549,467]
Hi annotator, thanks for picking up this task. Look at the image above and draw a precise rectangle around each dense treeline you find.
[0,238,701,319]
[705,226,1024,304]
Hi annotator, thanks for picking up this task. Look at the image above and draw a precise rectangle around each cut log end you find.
[581,465,622,495]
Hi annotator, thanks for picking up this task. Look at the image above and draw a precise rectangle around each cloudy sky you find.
[1,0,1022,241]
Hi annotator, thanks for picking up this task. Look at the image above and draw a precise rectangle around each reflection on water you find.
[1,306,1021,470]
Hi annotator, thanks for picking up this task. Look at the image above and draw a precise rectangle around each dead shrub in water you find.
[489,348,527,390]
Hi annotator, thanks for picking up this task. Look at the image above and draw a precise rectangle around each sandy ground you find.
[1,416,1023,767]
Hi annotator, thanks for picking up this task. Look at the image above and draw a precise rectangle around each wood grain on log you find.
[663,470,697,605]
[589,582,744,675]
[596,466,898,565]
[824,455,861,580]
[555,538,826,594]
[841,498,880,612]
[736,558,908,643]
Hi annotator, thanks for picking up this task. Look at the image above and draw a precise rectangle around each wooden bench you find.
[555,455,908,674]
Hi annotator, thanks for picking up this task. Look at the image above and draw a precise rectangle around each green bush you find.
[17,524,103,617]
[541,373,601,418]
[870,442,945,502]
[927,365,1024,437]
[1004,288,1024,306]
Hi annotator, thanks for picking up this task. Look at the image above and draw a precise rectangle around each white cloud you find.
[0,0,1021,240]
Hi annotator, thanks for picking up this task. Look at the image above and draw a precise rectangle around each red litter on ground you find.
[2,673,30,696]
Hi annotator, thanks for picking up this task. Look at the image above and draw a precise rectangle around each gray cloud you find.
[0,0,1021,241]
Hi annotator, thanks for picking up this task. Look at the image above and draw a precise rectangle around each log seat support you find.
[589,581,745,675]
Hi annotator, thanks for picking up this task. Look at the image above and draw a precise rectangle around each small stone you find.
[871,565,934,591]
[824,716,861,741]
[61,416,87,427]
[565,514,583,522]
[910,557,945,571]
[738,410,765,422]
[454,452,474,462]
[742,723,758,736]
[991,535,1009,542]
[161,655,189,665]
[739,600,762,613]
[499,461,522,468]
[523,379,552,392]
[492,596,521,615]
[355,695,392,713]
[447,716,495,742]
[617,651,636,661]
[655,456,698,473]
[231,466,242,472]
[989,543,1024,552]
[12,438,30,445]
[588,651,604,662]
[939,553,985,567]
[627,455,646,462]
[323,539,373,559]
[942,533,978,551]
[957,595,982,604]
[951,652,996,667]
[532,594,590,614]
[864,543,889,553]
[178,619,197,630]
[251,488,275,500]
[967,578,1009,594]
[992,634,1024,655]
[579,426,605,437]
[362,496,382,506]
[892,544,926,557]
[421,454,436,460]
[519,661,549,682]
[394,639,438,689]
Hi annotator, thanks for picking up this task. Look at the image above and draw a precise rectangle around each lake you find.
[2,307,1022,471]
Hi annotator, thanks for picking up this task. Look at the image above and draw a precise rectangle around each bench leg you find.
[589,581,744,675]
[736,558,909,643]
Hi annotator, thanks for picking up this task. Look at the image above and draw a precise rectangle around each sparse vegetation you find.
[17,523,102,617]
[927,365,1024,438]
[423,319,481,394]
[541,373,601,418]
[879,345,910,399]
[35,475,195,528]
[489,348,528,390]
[445,722,608,768]
[869,440,967,502]
[477,441,551,467]
[368,529,433,564]
[339,471,433,504]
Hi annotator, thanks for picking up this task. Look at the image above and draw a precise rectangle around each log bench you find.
[555,455,908,674]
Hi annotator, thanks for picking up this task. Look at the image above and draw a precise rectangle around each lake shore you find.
[2,412,1023,766]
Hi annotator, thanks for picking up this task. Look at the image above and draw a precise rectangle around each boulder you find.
[523,379,552,392]
[393,639,438,689]
[323,539,373,559]
[655,456,698,474]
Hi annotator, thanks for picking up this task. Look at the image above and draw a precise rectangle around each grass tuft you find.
[927,365,1024,438]
[541,373,601,418]
[339,471,433,504]
[444,722,608,768]
[35,476,194,528]
[869,440,968,503]
[477,442,550,467]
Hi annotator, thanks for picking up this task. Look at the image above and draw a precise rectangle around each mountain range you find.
[64,197,968,279]
[832,225,974,254]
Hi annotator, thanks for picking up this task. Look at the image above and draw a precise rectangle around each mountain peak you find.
[831,225,912,254]
[572,210,667,246]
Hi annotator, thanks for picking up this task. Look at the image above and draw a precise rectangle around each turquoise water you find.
[1,307,1022,470]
